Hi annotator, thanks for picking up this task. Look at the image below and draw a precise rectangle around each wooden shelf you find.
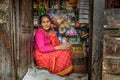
[104,27,120,30]
[104,56,120,59]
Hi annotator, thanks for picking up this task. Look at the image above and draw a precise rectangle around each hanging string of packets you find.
[39,3,47,16]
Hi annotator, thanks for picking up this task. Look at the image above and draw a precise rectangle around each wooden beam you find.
[89,0,105,80]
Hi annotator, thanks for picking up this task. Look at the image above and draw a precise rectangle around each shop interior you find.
[32,0,89,79]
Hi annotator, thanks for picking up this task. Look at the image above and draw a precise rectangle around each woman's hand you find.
[55,42,72,50]
[61,42,72,49]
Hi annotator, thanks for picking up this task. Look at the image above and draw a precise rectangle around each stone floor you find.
[65,73,88,80]
[24,66,119,80]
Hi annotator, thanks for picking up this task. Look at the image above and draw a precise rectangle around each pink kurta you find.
[34,29,55,52]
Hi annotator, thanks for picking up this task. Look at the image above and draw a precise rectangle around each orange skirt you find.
[34,49,73,76]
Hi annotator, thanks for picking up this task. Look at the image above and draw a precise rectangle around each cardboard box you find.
[71,45,83,54]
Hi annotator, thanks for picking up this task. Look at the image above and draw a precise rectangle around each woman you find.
[34,14,73,76]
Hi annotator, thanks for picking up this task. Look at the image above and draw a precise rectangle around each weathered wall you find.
[0,0,13,80]
[0,0,33,80]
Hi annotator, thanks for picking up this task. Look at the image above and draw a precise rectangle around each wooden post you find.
[89,0,105,80]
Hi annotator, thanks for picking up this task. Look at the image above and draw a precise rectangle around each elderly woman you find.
[34,14,73,76]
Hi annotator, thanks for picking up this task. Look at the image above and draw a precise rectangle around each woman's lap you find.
[34,50,73,74]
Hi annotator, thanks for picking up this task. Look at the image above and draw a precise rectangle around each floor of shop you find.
[65,73,88,80]
[22,67,88,80]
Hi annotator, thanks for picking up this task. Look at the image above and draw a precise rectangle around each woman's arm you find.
[35,29,72,52]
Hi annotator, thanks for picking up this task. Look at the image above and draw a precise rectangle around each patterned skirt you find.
[34,49,73,76]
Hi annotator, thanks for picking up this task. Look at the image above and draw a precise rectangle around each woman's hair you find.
[39,14,51,24]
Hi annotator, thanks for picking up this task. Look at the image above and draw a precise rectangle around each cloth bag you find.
[22,67,65,80]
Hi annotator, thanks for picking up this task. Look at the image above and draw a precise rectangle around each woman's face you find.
[41,17,51,31]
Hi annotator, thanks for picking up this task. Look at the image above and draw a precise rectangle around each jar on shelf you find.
[33,16,39,26]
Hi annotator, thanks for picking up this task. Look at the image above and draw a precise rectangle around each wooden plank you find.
[17,0,33,79]
[102,73,120,80]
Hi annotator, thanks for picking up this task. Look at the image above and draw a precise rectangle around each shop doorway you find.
[32,0,89,79]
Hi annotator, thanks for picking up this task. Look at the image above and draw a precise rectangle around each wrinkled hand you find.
[61,42,72,49]
[55,42,72,50]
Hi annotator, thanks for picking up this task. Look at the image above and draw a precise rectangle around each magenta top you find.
[34,28,55,53]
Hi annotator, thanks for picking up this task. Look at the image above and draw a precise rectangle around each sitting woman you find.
[34,14,73,76]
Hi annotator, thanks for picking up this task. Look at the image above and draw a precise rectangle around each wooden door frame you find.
[10,0,105,80]
[10,0,34,79]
